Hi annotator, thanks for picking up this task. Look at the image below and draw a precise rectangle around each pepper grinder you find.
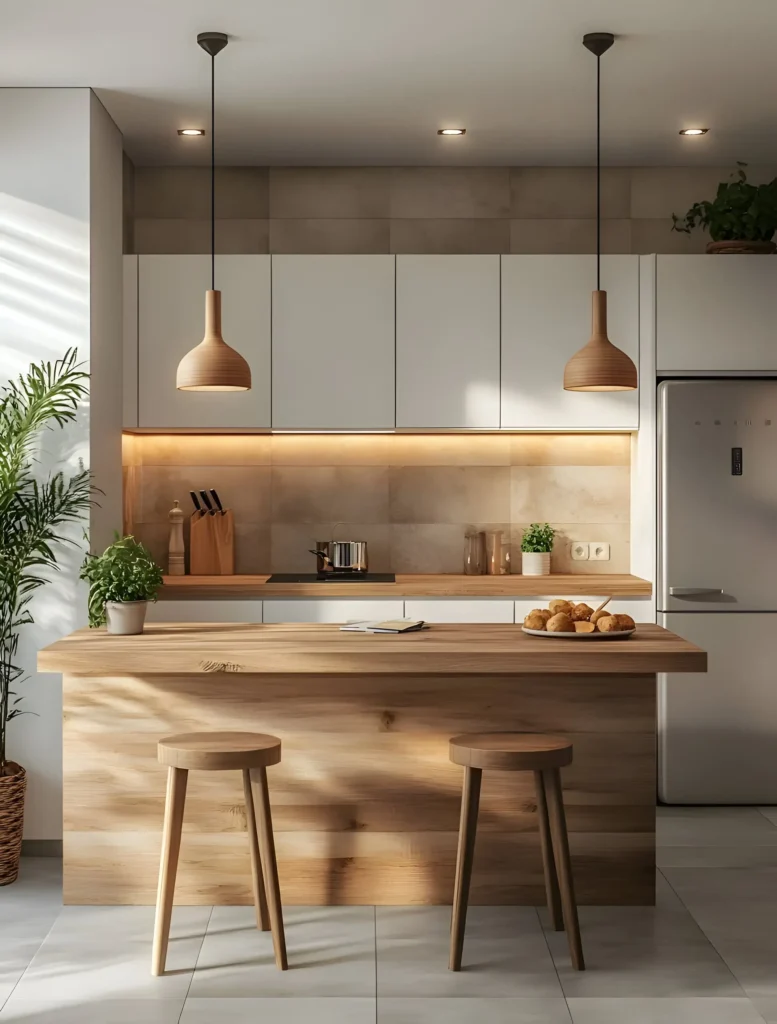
[168,499,185,576]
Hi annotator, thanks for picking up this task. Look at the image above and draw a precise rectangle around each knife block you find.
[189,510,235,575]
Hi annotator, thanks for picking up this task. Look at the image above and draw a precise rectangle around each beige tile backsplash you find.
[129,163,777,255]
[126,433,631,575]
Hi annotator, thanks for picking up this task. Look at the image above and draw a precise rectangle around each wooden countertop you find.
[157,573,652,599]
[39,622,704,676]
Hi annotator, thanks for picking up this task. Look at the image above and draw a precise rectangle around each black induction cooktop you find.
[267,573,396,584]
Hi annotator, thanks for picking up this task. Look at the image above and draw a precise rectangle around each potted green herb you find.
[671,163,777,253]
[0,350,93,885]
[80,535,163,635]
[520,523,555,576]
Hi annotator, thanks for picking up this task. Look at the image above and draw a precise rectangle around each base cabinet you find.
[262,600,404,624]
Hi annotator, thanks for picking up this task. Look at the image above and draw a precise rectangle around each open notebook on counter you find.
[340,619,427,634]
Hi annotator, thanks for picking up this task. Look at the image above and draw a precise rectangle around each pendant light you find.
[564,33,637,393]
[177,31,252,393]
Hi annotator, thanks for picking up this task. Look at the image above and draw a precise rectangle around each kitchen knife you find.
[199,489,215,514]
[190,490,203,514]
[210,488,224,514]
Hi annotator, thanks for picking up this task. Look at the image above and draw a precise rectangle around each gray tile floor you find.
[3,807,777,1022]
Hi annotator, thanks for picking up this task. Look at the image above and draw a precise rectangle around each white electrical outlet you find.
[590,542,610,561]
[571,541,589,561]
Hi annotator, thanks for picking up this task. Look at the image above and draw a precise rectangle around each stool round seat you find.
[449,733,573,771]
[158,732,281,771]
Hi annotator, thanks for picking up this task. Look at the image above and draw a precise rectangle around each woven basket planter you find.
[0,761,26,885]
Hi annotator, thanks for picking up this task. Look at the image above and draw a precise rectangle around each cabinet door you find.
[138,255,271,429]
[147,600,263,623]
[501,256,639,429]
[262,600,403,624]
[405,599,513,623]
[657,256,777,373]
[123,255,138,428]
[272,256,395,430]
[396,256,500,428]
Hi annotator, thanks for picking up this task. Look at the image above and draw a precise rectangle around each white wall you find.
[0,88,123,840]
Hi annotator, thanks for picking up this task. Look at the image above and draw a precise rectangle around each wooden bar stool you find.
[151,731,287,976]
[448,732,584,972]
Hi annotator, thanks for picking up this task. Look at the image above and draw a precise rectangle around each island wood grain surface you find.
[39,622,704,677]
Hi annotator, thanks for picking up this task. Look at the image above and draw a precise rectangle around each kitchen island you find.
[39,622,705,907]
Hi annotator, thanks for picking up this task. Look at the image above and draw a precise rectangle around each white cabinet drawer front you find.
[501,255,639,429]
[138,255,271,429]
[262,599,404,624]
[657,256,777,373]
[272,255,395,430]
[147,600,263,623]
[405,599,514,623]
[396,255,500,429]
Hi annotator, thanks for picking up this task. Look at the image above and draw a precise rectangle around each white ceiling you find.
[4,0,777,167]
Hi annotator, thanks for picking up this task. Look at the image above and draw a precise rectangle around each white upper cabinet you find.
[501,256,640,430]
[123,255,138,428]
[272,256,395,430]
[137,255,271,429]
[396,256,500,429]
[656,256,777,373]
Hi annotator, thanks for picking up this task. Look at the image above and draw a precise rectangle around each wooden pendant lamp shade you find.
[563,32,637,394]
[176,31,252,393]
[564,291,637,392]
[177,290,251,392]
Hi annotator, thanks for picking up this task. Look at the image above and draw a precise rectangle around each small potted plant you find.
[671,163,777,253]
[81,535,163,635]
[520,523,555,576]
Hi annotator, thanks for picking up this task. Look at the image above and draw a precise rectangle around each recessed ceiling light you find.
[438,128,466,136]
[178,128,205,136]
[679,128,708,136]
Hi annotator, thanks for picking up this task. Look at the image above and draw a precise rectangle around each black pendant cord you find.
[210,51,216,291]
[596,52,601,291]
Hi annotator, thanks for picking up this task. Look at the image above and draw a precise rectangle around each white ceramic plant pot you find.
[521,552,550,577]
[105,600,148,636]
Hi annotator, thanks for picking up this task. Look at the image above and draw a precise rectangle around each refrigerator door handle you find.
[669,587,724,596]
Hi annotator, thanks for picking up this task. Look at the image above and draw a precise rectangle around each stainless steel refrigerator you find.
[658,379,777,804]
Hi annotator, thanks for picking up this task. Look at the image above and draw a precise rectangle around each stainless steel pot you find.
[311,540,369,573]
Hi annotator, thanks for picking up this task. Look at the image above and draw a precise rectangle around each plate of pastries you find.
[522,598,636,640]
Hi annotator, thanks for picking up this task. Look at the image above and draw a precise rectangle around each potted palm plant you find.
[80,535,163,635]
[671,163,777,253]
[521,523,555,576]
[0,350,92,885]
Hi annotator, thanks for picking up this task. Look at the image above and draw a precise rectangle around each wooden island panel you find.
[62,670,656,906]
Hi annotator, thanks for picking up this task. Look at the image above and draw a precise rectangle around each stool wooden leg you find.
[449,766,482,971]
[544,768,585,971]
[243,769,270,931]
[534,770,563,932]
[152,766,188,976]
[252,766,288,970]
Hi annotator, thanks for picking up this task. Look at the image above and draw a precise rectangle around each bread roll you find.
[574,620,596,633]
[548,599,574,616]
[570,602,594,622]
[547,612,573,633]
[614,613,636,631]
[524,612,548,631]
[595,614,620,633]
[530,608,552,624]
